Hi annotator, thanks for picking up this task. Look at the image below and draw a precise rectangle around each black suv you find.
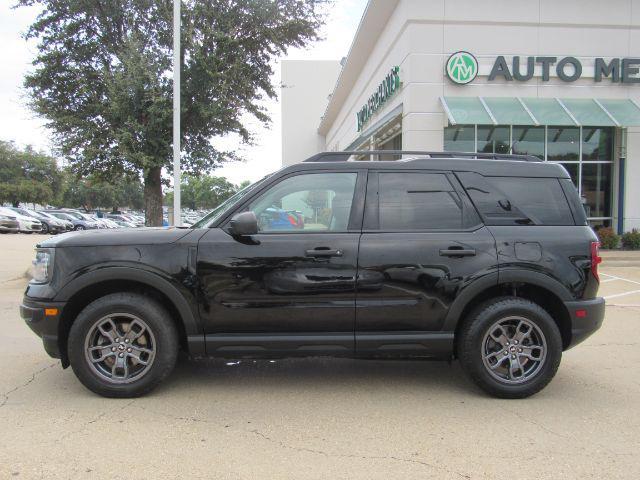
[21,152,604,398]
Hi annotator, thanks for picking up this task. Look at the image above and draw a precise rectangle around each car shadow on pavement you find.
[153,355,480,397]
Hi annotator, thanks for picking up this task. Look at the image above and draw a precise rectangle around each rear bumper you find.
[20,298,66,359]
[564,297,605,349]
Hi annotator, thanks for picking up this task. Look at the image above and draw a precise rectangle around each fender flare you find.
[55,266,202,337]
[442,268,573,331]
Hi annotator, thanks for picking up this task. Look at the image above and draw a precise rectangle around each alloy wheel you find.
[481,316,547,384]
[84,313,156,384]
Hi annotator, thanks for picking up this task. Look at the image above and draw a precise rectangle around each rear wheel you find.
[68,292,179,398]
[41,222,49,234]
[458,297,562,399]
[74,225,85,231]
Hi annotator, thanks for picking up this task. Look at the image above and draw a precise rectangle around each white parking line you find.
[600,274,640,287]
[604,289,640,300]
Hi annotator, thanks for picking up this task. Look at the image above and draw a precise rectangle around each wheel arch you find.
[445,272,573,356]
[55,268,204,367]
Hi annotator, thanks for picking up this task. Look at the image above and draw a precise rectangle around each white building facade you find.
[281,0,640,232]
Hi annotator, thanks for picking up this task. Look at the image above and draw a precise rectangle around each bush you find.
[597,227,619,249]
[621,229,640,250]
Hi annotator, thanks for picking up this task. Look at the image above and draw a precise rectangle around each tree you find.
[60,172,144,212]
[0,141,62,207]
[164,174,239,210]
[18,0,325,226]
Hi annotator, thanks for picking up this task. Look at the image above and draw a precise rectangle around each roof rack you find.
[303,150,542,163]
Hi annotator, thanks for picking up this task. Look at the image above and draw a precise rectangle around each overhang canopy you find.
[440,96,640,127]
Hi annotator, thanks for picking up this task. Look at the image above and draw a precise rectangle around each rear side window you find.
[457,172,575,226]
[378,172,465,230]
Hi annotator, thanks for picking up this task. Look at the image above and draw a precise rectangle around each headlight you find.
[32,248,54,283]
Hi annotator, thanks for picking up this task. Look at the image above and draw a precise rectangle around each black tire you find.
[41,223,49,234]
[74,225,85,231]
[68,292,179,398]
[458,297,562,399]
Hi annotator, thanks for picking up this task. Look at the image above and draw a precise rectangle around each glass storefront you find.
[443,124,615,227]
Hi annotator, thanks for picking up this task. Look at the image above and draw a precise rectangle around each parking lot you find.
[0,233,638,480]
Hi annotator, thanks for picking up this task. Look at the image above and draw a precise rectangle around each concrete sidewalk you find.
[600,249,640,267]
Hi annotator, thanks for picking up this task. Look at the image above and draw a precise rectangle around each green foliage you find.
[621,229,640,250]
[164,174,240,210]
[18,0,326,224]
[597,227,619,250]
[0,141,62,207]
[60,172,144,211]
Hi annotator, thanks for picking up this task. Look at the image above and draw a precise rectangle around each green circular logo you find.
[446,51,478,84]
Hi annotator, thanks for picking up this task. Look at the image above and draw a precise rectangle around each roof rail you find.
[303,150,542,163]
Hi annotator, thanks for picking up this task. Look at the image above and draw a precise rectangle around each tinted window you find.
[378,173,464,230]
[458,172,574,226]
[487,177,574,225]
[247,172,357,232]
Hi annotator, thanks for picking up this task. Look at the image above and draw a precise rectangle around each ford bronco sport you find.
[21,151,605,398]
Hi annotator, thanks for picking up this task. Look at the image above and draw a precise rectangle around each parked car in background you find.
[8,207,66,234]
[0,211,20,233]
[38,211,73,232]
[0,207,42,233]
[45,211,98,231]
[99,218,121,229]
[105,213,143,227]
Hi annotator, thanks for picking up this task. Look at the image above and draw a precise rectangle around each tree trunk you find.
[12,200,19,208]
[144,166,163,226]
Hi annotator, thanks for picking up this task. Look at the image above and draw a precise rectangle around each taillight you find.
[591,241,602,282]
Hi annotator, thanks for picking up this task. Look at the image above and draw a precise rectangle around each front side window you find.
[378,173,465,230]
[246,172,357,232]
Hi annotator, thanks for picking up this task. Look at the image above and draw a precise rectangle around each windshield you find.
[192,173,275,228]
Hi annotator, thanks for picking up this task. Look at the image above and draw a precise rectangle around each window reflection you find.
[511,126,544,159]
[444,125,474,152]
[477,126,509,154]
[547,127,579,161]
[581,163,612,218]
[582,127,613,161]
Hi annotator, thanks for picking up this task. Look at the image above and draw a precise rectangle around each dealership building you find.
[281,0,640,231]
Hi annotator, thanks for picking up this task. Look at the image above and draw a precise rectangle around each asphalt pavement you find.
[0,233,638,479]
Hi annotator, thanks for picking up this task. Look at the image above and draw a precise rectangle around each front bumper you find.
[20,298,66,359]
[564,297,605,349]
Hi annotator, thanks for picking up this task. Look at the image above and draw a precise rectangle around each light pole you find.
[172,0,181,226]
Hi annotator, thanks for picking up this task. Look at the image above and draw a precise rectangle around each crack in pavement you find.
[129,405,471,478]
[59,399,137,441]
[249,429,471,478]
[0,362,58,408]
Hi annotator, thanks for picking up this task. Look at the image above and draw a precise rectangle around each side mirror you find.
[229,211,258,236]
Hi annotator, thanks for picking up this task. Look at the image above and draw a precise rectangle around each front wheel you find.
[68,292,179,398]
[458,297,562,399]
[74,225,85,231]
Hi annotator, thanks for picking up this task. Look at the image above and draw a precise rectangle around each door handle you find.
[305,248,343,258]
[439,248,476,257]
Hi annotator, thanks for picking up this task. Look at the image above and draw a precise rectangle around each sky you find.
[0,0,368,186]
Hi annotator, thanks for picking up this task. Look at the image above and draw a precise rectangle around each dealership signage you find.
[356,66,401,131]
[446,51,640,84]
